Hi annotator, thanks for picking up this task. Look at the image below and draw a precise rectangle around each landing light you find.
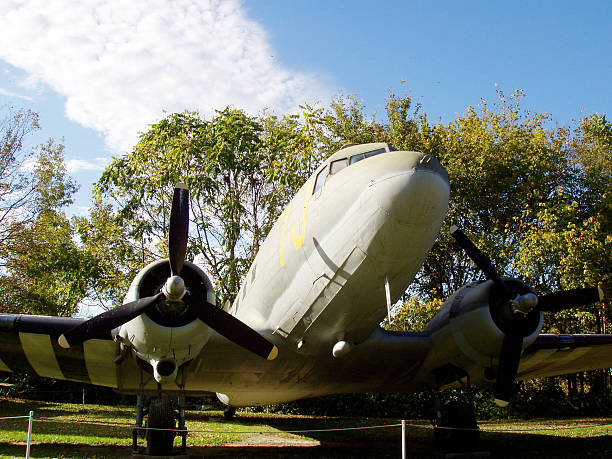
[332,340,351,358]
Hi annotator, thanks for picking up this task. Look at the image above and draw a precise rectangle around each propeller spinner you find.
[450,224,603,407]
[59,183,278,362]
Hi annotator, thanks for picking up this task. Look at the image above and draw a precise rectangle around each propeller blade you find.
[169,183,189,276]
[450,225,513,299]
[537,286,604,312]
[58,292,165,348]
[494,333,523,407]
[190,298,278,361]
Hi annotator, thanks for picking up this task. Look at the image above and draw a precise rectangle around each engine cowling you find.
[424,278,543,387]
[117,259,216,384]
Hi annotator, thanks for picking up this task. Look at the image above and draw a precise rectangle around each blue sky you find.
[1,1,610,213]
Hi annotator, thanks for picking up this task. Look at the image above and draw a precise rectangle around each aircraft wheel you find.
[146,397,176,456]
[433,400,480,452]
[224,406,236,420]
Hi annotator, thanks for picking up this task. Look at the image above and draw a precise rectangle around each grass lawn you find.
[0,397,610,458]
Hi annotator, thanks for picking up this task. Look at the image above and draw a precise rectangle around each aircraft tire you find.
[433,400,479,452]
[224,406,236,420]
[146,397,176,456]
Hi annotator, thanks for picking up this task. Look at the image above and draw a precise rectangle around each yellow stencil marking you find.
[291,190,310,249]
[279,203,291,266]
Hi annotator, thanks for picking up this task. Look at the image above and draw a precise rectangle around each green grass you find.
[0,398,610,458]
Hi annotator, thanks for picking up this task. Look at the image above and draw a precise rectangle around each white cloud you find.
[65,157,110,173]
[0,0,328,153]
[0,87,33,101]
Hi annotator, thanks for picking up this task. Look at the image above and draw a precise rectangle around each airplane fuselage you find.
[235,144,449,349]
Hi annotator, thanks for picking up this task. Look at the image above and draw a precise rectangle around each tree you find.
[513,114,611,335]
[0,139,97,316]
[0,107,40,262]
[93,108,323,306]
[383,91,607,333]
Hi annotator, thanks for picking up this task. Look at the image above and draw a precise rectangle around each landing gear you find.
[224,406,236,420]
[132,363,188,456]
[433,392,480,453]
[133,393,146,455]
[146,397,176,456]
[177,395,188,452]
[133,393,188,456]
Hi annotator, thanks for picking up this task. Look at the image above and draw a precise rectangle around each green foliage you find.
[377,90,609,337]
[385,297,444,332]
[74,201,145,309]
[0,138,97,316]
[85,91,609,335]
[418,91,571,300]
[511,115,611,334]
[93,108,317,305]
[91,99,387,306]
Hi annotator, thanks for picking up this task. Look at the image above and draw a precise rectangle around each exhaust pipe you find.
[152,359,177,384]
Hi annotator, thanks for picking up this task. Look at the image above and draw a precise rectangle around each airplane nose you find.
[369,152,450,225]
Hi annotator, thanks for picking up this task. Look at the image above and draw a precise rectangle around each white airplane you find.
[0,143,609,455]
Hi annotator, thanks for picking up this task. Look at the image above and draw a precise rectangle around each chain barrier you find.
[20,415,611,434]
[32,416,405,434]
[2,411,611,435]
[3,412,610,434]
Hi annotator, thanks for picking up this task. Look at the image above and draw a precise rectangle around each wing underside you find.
[0,314,117,387]
[519,334,612,380]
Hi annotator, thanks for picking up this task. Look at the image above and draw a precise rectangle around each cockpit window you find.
[330,158,348,175]
[313,145,394,192]
[349,147,386,165]
[313,166,329,194]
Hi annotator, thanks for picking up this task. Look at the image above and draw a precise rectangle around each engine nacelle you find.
[424,279,543,387]
[117,259,216,384]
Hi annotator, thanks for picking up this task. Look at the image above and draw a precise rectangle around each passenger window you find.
[313,166,329,194]
[330,158,348,174]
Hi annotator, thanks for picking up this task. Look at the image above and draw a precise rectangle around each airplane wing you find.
[0,314,118,387]
[518,334,612,380]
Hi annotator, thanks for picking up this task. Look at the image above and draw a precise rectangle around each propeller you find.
[450,224,604,407]
[58,292,165,348]
[169,183,189,276]
[188,295,278,360]
[537,287,603,312]
[59,183,278,361]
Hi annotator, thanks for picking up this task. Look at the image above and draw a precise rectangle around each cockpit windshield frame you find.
[312,144,397,194]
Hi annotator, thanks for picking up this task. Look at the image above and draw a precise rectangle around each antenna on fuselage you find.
[385,274,392,325]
